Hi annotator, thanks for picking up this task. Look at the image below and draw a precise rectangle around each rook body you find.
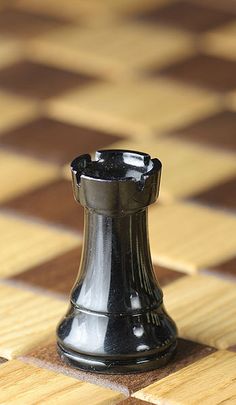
[57,149,177,373]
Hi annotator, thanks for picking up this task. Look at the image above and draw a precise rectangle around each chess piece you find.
[57,150,177,373]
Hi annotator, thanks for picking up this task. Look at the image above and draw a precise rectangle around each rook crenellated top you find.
[71,149,162,214]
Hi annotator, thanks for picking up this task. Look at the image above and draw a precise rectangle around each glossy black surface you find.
[57,149,177,373]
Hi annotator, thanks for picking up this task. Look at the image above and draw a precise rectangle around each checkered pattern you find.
[0,0,235,403]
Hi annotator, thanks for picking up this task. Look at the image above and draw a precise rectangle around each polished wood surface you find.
[0,0,235,403]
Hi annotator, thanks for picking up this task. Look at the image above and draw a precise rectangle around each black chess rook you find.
[57,149,177,373]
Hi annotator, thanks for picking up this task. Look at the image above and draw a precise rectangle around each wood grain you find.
[203,256,236,279]
[0,284,67,358]
[133,350,236,405]
[20,338,215,395]
[153,263,185,286]
[105,138,236,201]
[11,247,82,297]
[47,78,220,137]
[0,360,124,404]
[119,398,151,404]
[0,212,81,278]
[1,179,84,232]
[149,202,236,272]
[9,248,183,297]
[0,150,59,203]
[0,2,235,404]
[164,274,236,349]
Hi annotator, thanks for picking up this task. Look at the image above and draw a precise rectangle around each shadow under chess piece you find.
[57,149,177,373]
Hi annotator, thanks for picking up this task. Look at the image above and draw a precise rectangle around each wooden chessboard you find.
[0,0,236,403]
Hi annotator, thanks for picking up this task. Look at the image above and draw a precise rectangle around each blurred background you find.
[0,1,236,401]
[0,0,236,290]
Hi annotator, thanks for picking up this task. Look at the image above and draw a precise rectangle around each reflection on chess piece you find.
[57,149,177,373]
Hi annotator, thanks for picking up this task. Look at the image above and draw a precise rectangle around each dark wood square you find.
[167,110,236,151]
[119,398,150,404]
[1,179,84,232]
[202,256,236,280]
[195,0,236,14]
[0,9,70,39]
[0,118,122,164]
[9,244,184,297]
[191,176,236,211]
[0,61,98,100]
[10,247,82,297]
[154,264,184,287]
[159,53,236,92]
[19,339,216,395]
[132,1,235,32]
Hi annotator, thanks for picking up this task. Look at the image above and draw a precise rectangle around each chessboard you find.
[0,0,236,403]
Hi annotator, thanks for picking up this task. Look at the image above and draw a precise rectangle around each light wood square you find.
[203,21,236,61]
[133,350,236,404]
[0,360,124,403]
[0,285,67,358]
[15,0,97,20]
[28,23,193,78]
[16,0,174,21]
[102,137,236,199]
[149,202,236,272]
[0,150,59,203]
[0,212,81,278]
[0,91,38,133]
[0,37,23,69]
[163,274,236,349]
[228,90,236,110]
[47,78,219,136]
